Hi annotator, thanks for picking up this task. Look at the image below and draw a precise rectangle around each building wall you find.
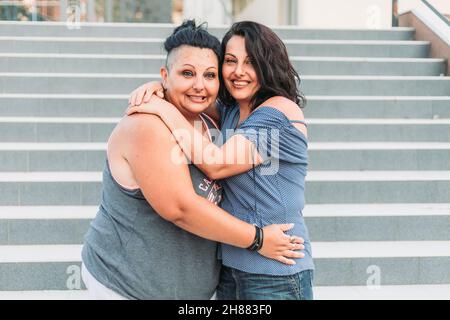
[297,0,393,28]
[234,0,281,25]
[183,0,232,25]
[398,0,450,16]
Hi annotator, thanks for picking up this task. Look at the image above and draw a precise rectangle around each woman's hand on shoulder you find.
[128,81,164,107]
[126,95,173,117]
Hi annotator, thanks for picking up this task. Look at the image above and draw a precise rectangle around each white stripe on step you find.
[306,171,450,181]
[303,203,450,217]
[309,142,450,150]
[2,241,450,263]
[0,171,449,182]
[314,284,450,300]
[0,206,98,219]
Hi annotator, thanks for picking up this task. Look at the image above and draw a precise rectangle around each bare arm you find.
[122,114,304,264]
[127,96,264,180]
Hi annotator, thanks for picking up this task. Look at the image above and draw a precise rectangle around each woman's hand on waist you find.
[259,224,305,265]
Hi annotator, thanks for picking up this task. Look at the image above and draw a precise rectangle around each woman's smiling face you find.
[222,36,260,106]
[162,45,219,116]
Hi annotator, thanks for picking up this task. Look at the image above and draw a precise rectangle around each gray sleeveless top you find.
[81,115,222,300]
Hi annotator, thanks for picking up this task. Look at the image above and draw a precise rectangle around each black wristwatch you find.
[246,225,264,251]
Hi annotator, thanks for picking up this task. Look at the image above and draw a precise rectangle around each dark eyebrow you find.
[182,64,217,70]
[224,53,237,58]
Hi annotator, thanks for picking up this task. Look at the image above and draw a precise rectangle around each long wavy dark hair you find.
[218,21,306,110]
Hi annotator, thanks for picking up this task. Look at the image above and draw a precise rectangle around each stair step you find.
[0,290,89,300]
[306,211,450,242]
[309,144,450,170]
[308,119,450,142]
[0,171,449,205]
[1,204,449,244]
[2,73,449,95]
[0,22,416,40]
[0,37,430,57]
[3,203,448,219]
[0,117,449,142]
[0,206,97,219]
[0,118,116,142]
[2,285,450,299]
[1,143,450,171]
[0,95,448,119]
[1,242,449,289]
[305,96,450,118]
[0,245,81,263]
[1,54,444,76]
[314,284,450,300]
[312,241,450,258]
[304,203,450,217]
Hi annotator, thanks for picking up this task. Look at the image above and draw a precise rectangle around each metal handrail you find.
[421,0,450,26]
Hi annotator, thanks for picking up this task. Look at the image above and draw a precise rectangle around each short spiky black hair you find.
[164,20,221,70]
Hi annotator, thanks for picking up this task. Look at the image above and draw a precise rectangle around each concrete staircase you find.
[0,21,449,300]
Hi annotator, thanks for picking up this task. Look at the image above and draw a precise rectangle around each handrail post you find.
[392,0,398,27]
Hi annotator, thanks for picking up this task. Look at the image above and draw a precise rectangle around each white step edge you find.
[0,53,166,59]
[1,73,449,80]
[283,39,428,45]
[1,171,450,182]
[302,75,450,80]
[307,119,450,124]
[303,203,450,217]
[0,290,89,300]
[0,206,98,219]
[0,204,448,220]
[0,53,443,63]
[0,117,121,123]
[0,36,427,45]
[309,142,450,150]
[306,171,450,181]
[314,284,450,300]
[0,245,82,262]
[312,241,450,258]
[2,142,450,151]
[0,143,107,150]
[1,94,449,101]
[0,72,159,78]
[0,20,177,27]
[289,56,444,62]
[1,117,450,124]
[0,36,167,42]
[0,172,103,182]
[305,95,450,100]
[2,241,450,263]
[0,93,128,99]
[0,20,416,30]
[1,285,449,300]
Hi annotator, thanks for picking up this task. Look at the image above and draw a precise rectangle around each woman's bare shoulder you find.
[118,114,172,140]
[260,96,304,121]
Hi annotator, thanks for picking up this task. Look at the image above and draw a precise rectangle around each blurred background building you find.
[0,0,449,27]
